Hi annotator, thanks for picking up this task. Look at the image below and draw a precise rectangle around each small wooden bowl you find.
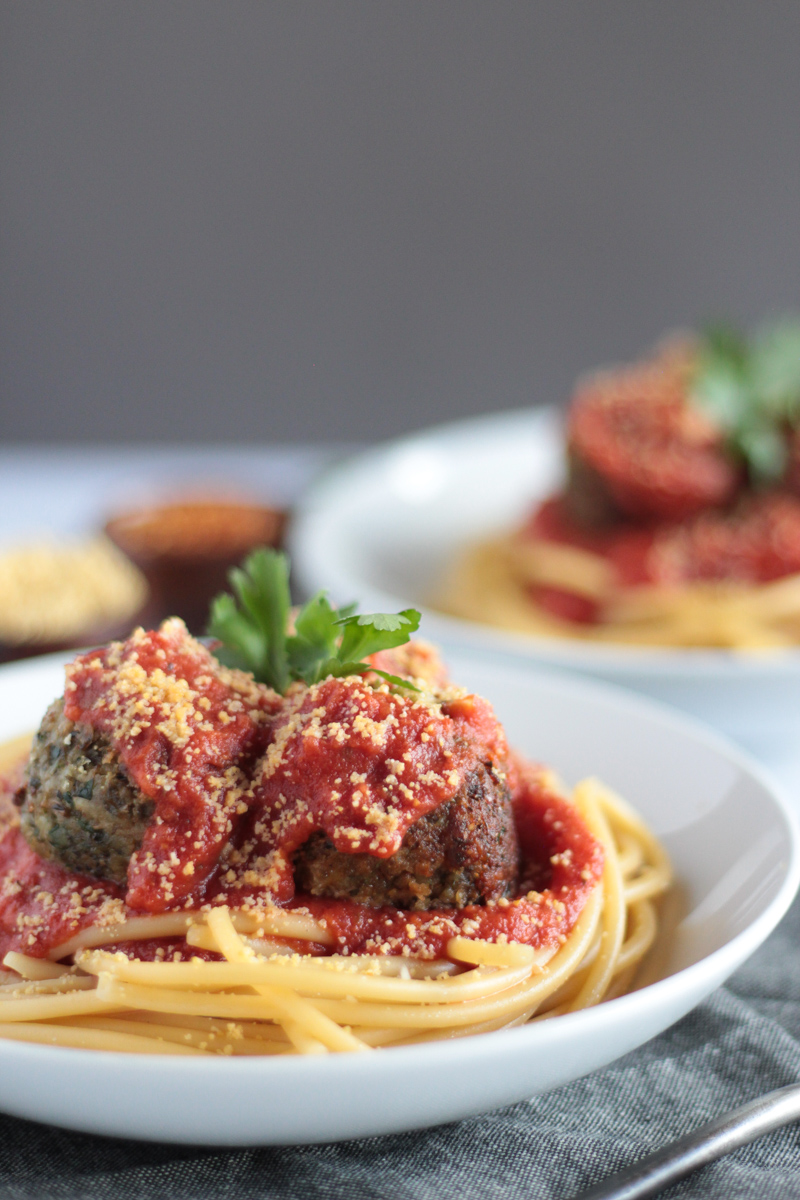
[104,499,287,634]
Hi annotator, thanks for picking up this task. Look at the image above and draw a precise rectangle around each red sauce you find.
[63,621,276,910]
[0,824,122,956]
[0,627,605,963]
[530,586,602,626]
[102,940,222,963]
[216,678,508,905]
[525,493,800,625]
[526,497,656,587]
[566,350,738,522]
[0,763,602,961]
[296,763,603,958]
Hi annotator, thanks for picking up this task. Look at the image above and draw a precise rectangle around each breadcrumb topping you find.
[62,619,278,910]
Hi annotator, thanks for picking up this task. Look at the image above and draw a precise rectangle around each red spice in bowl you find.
[105,499,286,633]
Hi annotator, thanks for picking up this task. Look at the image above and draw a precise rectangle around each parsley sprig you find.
[690,316,800,484]
[208,548,421,694]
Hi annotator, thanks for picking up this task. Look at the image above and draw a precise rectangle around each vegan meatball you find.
[293,761,519,910]
[19,697,153,886]
[566,349,739,525]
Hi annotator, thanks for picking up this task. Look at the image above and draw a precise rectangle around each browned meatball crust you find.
[293,762,519,910]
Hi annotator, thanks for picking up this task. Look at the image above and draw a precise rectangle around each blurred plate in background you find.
[290,409,800,778]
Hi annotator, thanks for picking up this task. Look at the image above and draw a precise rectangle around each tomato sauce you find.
[0,824,123,956]
[0,759,602,961]
[296,763,603,958]
[63,620,277,911]
[0,627,605,964]
[566,351,738,522]
[524,493,800,625]
[525,497,657,588]
[216,677,508,905]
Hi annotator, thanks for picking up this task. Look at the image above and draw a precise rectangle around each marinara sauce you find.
[63,620,277,910]
[295,762,603,959]
[523,492,800,626]
[0,628,605,962]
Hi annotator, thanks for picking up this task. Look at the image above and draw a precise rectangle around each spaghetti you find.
[0,618,671,1056]
[438,334,800,650]
[440,535,800,649]
[0,767,670,1055]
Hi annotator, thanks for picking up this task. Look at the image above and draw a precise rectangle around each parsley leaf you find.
[207,551,291,692]
[208,548,422,693]
[336,610,422,665]
[690,316,800,484]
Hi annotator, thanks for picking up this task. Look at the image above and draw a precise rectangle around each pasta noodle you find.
[438,536,800,649]
[0,779,671,1056]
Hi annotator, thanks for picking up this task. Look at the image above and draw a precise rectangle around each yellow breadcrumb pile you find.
[0,537,147,644]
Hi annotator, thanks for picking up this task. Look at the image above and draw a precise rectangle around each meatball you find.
[566,353,739,525]
[293,762,519,910]
[19,697,153,886]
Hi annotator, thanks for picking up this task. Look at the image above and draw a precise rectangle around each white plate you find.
[290,409,800,762]
[0,651,796,1145]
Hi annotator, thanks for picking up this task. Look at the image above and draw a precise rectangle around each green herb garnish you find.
[208,548,421,694]
[690,316,800,484]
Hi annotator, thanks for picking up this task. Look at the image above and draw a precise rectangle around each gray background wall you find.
[1,1,799,445]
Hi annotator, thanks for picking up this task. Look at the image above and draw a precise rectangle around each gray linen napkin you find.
[1,893,800,1200]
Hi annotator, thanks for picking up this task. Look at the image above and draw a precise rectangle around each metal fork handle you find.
[570,1083,800,1200]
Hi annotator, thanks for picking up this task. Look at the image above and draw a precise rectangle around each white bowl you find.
[291,409,800,762]
[0,651,796,1144]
